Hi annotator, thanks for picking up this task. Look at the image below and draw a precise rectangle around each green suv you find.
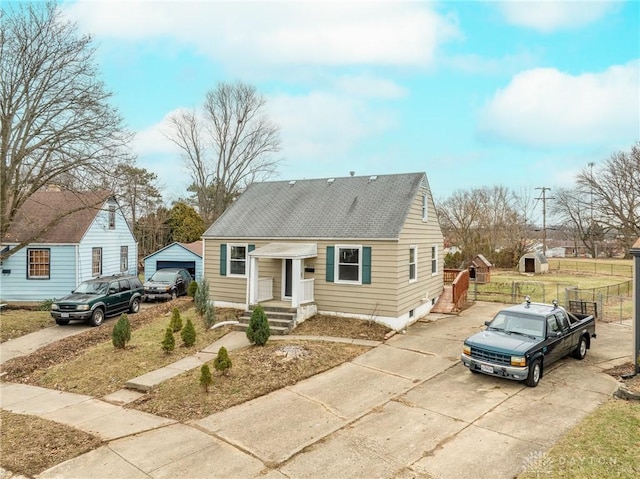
[51,274,144,327]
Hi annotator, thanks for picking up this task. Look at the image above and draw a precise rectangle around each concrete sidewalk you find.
[1,303,631,479]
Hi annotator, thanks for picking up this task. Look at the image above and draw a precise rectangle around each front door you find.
[284,259,292,298]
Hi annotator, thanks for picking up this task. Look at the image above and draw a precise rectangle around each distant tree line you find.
[437,142,640,267]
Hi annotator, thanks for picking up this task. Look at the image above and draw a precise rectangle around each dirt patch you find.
[0,410,102,478]
[604,362,640,394]
[293,314,391,341]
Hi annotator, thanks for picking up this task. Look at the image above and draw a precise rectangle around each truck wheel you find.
[129,297,141,314]
[526,359,541,387]
[89,308,104,327]
[572,336,588,360]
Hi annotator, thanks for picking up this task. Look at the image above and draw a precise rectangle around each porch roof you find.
[249,242,317,259]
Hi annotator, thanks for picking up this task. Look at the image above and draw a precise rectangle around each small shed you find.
[143,241,203,281]
[469,254,492,283]
[519,252,549,274]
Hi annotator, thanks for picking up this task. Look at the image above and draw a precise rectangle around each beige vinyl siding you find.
[397,184,444,314]
[204,239,247,304]
[314,239,400,318]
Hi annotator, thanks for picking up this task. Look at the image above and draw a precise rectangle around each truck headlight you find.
[51,303,59,310]
[463,344,471,356]
[76,304,90,311]
[511,356,526,367]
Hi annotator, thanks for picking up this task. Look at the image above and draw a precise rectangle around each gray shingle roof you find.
[204,173,426,239]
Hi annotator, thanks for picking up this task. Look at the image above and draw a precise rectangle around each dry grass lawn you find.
[0,309,53,342]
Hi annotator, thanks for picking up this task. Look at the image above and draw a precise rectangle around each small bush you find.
[199,364,213,392]
[38,298,54,311]
[187,280,198,298]
[170,307,183,332]
[203,303,216,329]
[213,346,232,375]
[112,314,131,349]
[246,305,270,346]
[194,277,210,316]
[181,318,196,347]
[161,327,175,353]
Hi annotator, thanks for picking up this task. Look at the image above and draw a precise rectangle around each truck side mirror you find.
[484,320,492,327]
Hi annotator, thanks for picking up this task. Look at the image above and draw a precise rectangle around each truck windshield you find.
[488,312,544,338]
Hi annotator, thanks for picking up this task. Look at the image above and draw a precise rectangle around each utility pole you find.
[535,187,555,256]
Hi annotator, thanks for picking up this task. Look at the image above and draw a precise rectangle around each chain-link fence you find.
[472,280,633,323]
[547,260,633,277]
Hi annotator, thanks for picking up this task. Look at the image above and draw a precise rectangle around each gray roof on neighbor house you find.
[204,172,427,239]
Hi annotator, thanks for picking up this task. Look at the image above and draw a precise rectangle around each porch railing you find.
[300,278,314,304]
[452,269,469,309]
[257,277,273,302]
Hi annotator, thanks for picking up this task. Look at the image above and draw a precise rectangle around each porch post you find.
[249,256,259,305]
[291,258,301,307]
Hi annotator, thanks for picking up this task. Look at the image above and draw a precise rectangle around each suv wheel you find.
[129,297,141,314]
[89,308,105,327]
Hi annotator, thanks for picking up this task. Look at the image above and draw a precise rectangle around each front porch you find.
[247,242,318,309]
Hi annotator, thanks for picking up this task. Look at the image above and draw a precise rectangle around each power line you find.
[535,187,555,256]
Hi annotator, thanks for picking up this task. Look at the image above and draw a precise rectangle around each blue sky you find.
[59,0,639,210]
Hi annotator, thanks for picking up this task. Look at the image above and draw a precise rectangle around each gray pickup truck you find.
[461,298,596,387]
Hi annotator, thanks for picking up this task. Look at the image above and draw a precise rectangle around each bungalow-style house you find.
[0,189,137,302]
[143,241,203,281]
[202,172,444,331]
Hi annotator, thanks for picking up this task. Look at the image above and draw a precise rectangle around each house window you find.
[120,246,128,272]
[92,247,102,276]
[336,245,362,283]
[27,248,50,279]
[431,245,438,275]
[422,194,428,222]
[229,244,247,276]
[108,205,116,229]
[409,246,417,282]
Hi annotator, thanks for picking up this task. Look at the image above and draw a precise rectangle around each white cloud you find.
[334,74,407,99]
[493,0,620,32]
[478,61,640,148]
[64,1,460,68]
[268,89,397,163]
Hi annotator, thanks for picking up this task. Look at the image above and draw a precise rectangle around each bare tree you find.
[437,186,531,268]
[109,165,163,226]
[0,2,131,260]
[551,187,603,258]
[166,81,280,224]
[575,143,640,254]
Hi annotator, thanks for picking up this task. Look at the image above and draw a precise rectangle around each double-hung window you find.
[431,245,438,275]
[336,245,361,283]
[27,248,50,279]
[229,244,247,276]
[120,246,128,272]
[92,247,102,276]
[409,246,417,282]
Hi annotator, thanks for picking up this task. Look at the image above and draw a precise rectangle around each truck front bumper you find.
[461,354,529,381]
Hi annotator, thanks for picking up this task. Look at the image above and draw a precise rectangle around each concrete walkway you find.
[0,303,632,479]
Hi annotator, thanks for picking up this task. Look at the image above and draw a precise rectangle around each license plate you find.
[480,364,494,374]
[61,313,69,318]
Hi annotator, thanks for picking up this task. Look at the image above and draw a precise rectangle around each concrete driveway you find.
[38,302,630,479]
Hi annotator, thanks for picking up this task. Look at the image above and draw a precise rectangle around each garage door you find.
[157,261,196,278]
